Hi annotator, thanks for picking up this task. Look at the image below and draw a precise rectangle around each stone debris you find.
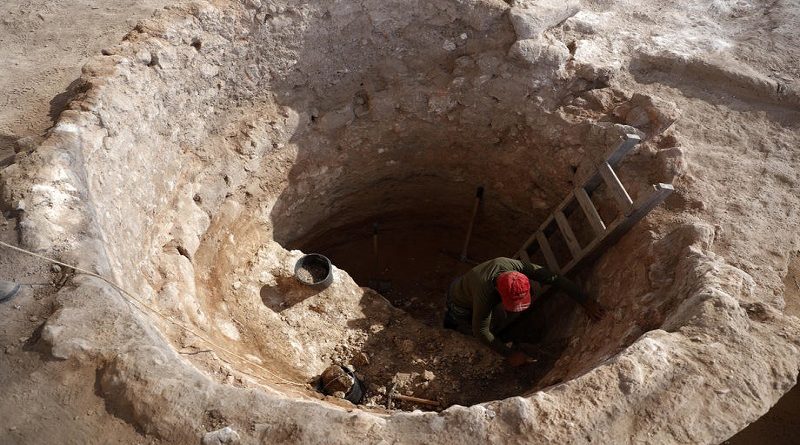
[202,427,240,445]
[319,365,355,395]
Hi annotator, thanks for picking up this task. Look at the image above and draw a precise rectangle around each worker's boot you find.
[0,280,20,302]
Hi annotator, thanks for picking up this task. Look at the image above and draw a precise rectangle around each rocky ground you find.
[0,2,184,443]
[0,0,799,444]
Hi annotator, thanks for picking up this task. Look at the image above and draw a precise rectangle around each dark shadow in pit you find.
[339,285,575,408]
[291,217,582,407]
[725,371,800,445]
[258,2,603,408]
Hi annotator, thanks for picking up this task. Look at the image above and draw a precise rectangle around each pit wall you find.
[19,0,677,383]
[0,0,798,443]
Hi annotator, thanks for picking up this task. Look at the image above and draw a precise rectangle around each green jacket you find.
[450,257,587,355]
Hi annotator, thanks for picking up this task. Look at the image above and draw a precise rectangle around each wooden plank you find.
[598,162,634,214]
[536,214,555,234]
[535,231,560,272]
[558,183,674,276]
[554,209,582,258]
[575,187,606,236]
[518,249,531,263]
[577,134,641,193]
[606,133,641,167]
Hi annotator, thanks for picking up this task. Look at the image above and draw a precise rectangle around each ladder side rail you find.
[573,133,641,192]
[605,134,641,167]
[558,183,674,276]
[598,162,634,215]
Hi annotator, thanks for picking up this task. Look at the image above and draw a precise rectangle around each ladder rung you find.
[598,162,634,214]
[554,210,582,258]
[575,187,606,236]
[535,231,560,272]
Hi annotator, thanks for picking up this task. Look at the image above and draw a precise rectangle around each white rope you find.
[0,240,307,388]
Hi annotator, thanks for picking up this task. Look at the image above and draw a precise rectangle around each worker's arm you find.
[523,263,605,321]
[524,264,588,304]
[471,298,513,356]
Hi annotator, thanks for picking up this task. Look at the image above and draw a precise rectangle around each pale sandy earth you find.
[0,0,798,444]
[0,2,184,443]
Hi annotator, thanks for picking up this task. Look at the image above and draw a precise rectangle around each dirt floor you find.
[0,0,799,444]
[0,212,166,445]
[295,219,570,408]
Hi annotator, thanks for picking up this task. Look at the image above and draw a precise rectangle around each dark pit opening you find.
[294,207,513,327]
[250,0,658,408]
[279,181,590,407]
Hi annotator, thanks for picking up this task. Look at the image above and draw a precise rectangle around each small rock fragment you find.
[396,338,415,353]
[320,365,354,395]
[202,426,241,445]
[352,352,370,367]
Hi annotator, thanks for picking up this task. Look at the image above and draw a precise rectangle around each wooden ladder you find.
[513,134,673,276]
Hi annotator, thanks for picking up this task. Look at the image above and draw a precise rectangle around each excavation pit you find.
[7,0,799,442]
[72,0,668,409]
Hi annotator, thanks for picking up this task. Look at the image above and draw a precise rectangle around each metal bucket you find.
[294,253,333,288]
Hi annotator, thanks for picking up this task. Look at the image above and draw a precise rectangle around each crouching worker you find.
[443,257,605,367]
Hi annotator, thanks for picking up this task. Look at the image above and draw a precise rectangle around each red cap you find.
[496,271,531,312]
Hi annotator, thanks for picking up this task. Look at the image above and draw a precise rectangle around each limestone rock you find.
[509,1,580,40]
[320,365,354,395]
[202,427,240,445]
[613,93,680,137]
[509,36,570,69]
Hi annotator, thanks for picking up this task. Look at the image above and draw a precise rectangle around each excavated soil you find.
[1,0,800,443]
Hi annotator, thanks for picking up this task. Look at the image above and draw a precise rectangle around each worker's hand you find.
[583,299,606,322]
[507,351,534,367]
